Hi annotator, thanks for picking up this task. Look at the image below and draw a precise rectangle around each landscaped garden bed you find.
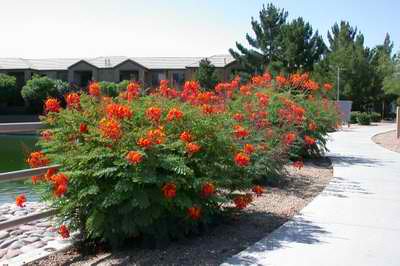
[16,72,339,265]
[372,129,400,153]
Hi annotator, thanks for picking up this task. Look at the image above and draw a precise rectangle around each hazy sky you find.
[0,0,398,58]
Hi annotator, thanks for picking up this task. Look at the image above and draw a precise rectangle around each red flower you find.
[234,152,250,167]
[275,75,287,87]
[243,144,255,155]
[147,128,165,145]
[162,183,176,199]
[27,151,50,168]
[44,98,61,113]
[234,195,252,209]
[308,122,317,131]
[186,142,201,154]
[146,107,162,122]
[180,131,192,143]
[15,194,26,207]
[79,123,88,134]
[201,182,215,198]
[51,173,68,197]
[293,160,304,169]
[167,108,183,121]
[58,225,70,239]
[252,185,264,196]
[233,113,244,122]
[304,135,316,145]
[240,85,251,95]
[31,175,43,184]
[187,206,202,220]
[125,82,141,100]
[233,125,249,139]
[65,93,80,109]
[41,130,53,141]
[283,132,297,145]
[323,83,333,91]
[106,103,133,120]
[89,82,100,97]
[126,151,143,165]
[45,167,58,181]
[137,137,152,149]
[304,80,319,91]
[99,118,122,141]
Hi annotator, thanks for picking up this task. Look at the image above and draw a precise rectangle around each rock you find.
[19,225,36,231]
[37,221,51,228]
[6,248,22,259]
[10,230,23,236]
[9,240,23,249]
[0,249,6,259]
[0,231,9,240]
[31,241,46,248]
[0,238,16,249]
[23,236,39,244]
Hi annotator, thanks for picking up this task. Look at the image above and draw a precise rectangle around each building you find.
[0,55,238,91]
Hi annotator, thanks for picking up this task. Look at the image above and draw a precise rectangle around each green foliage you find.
[0,74,17,105]
[21,75,59,112]
[195,59,219,90]
[98,81,123,97]
[369,112,381,122]
[350,111,360,124]
[356,112,371,125]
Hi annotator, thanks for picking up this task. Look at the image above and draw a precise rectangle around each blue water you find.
[0,134,40,204]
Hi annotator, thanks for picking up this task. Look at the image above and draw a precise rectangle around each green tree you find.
[195,58,219,90]
[0,74,17,106]
[229,3,325,75]
[383,54,400,97]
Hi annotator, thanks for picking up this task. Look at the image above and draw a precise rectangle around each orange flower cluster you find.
[44,98,61,113]
[186,142,201,155]
[201,182,215,198]
[121,82,141,101]
[308,121,317,131]
[181,81,200,102]
[289,73,309,88]
[304,135,316,145]
[50,173,68,197]
[233,125,249,139]
[27,151,50,168]
[234,152,250,167]
[187,206,201,220]
[99,118,122,141]
[106,103,132,120]
[162,182,176,199]
[65,93,80,109]
[137,137,152,149]
[251,72,272,86]
[58,225,70,239]
[15,194,26,207]
[283,132,297,146]
[243,144,255,154]
[147,128,165,145]
[278,99,305,124]
[146,107,162,122]
[323,83,333,91]
[233,113,244,122]
[126,151,143,165]
[158,80,179,99]
[255,92,269,107]
[233,194,252,209]
[252,185,264,196]
[293,160,304,169]
[180,131,192,143]
[89,82,100,97]
[304,80,319,91]
[166,108,183,121]
[275,75,287,87]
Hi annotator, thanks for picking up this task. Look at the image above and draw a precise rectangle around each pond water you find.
[0,134,40,204]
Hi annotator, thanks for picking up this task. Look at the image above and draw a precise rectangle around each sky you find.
[0,0,398,58]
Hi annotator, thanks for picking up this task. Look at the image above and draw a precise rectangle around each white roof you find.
[0,55,235,70]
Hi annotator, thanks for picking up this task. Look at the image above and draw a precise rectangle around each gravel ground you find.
[28,158,333,266]
[372,130,400,153]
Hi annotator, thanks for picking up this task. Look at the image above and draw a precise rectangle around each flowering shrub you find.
[29,73,339,246]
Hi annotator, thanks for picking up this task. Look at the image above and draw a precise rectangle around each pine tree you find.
[195,59,219,90]
[230,3,325,75]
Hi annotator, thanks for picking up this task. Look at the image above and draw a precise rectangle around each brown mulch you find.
[28,158,333,266]
[372,130,400,153]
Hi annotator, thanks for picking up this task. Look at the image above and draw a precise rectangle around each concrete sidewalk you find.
[223,124,400,266]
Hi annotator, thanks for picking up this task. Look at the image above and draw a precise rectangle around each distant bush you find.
[369,112,381,122]
[54,80,77,96]
[0,74,17,105]
[350,111,360,124]
[98,81,122,97]
[21,75,59,113]
[357,112,371,125]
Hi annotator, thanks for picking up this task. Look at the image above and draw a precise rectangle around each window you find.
[151,71,166,87]
[172,72,185,87]
[120,70,139,82]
